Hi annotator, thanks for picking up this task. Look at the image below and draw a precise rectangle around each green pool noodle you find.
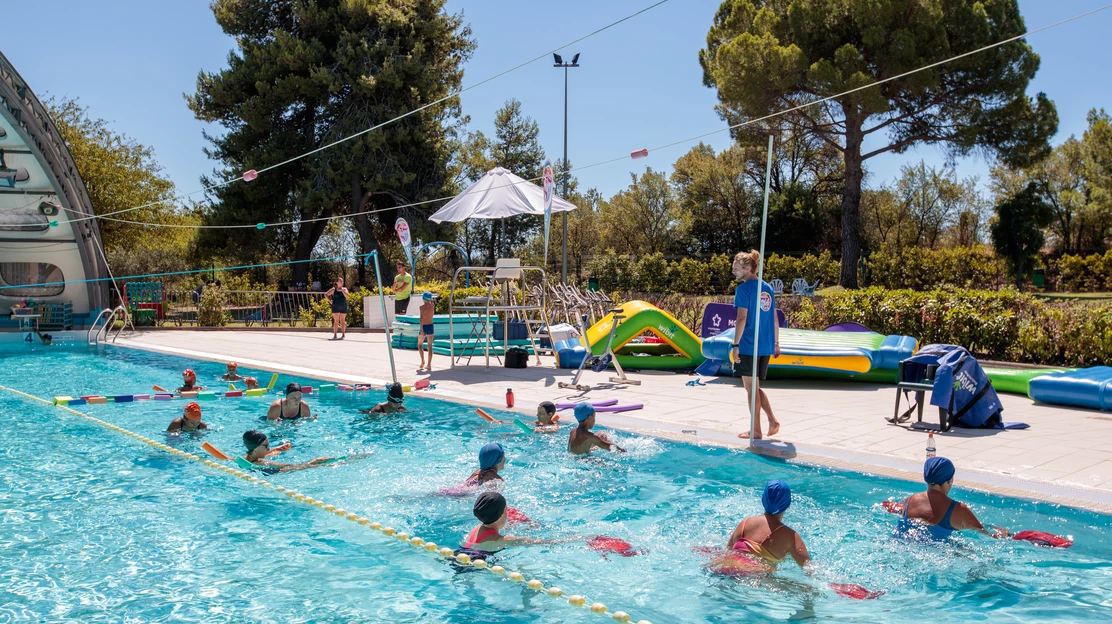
[514,418,535,434]
[234,457,256,471]
[319,384,336,392]
[196,391,217,401]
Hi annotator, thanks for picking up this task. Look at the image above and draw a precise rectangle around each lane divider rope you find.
[0,384,650,624]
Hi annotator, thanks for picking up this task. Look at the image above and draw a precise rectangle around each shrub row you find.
[587,247,1112,295]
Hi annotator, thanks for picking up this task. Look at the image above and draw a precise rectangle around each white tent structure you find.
[429,167,576,223]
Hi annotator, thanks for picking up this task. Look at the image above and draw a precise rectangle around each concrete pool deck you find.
[117,330,1112,513]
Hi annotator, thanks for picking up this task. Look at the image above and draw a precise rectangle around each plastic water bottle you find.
[506,388,514,408]
[926,432,936,459]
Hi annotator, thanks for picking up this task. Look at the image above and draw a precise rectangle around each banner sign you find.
[701,302,737,339]
[542,159,555,268]
[395,218,414,270]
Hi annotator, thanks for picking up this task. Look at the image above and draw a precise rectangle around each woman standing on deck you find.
[731,250,781,439]
[325,277,349,340]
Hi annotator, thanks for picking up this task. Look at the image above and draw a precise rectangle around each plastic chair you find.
[769,279,784,295]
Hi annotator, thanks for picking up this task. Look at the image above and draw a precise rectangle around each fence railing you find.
[152,290,331,327]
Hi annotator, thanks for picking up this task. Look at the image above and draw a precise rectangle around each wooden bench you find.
[891,361,951,432]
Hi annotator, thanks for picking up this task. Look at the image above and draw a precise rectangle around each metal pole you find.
[750,134,774,448]
[561,64,569,284]
[369,252,398,384]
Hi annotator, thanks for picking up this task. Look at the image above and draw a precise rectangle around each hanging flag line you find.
[50,0,673,228]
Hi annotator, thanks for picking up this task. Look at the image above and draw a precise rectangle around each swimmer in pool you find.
[530,401,560,433]
[715,480,811,573]
[221,361,243,381]
[244,376,260,390]
[896,457,1009,540]
[362,382,407,414]
[457,492,551,557]
[568,402,625,455]
[465,443,506,487]
[166,401,209,432]
[242,430,332,473]
[267,382,313,421]
[175,369,205,393]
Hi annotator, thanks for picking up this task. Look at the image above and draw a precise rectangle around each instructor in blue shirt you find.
[731,250,781,439]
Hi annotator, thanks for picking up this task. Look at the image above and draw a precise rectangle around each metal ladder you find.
[87,305,132,345]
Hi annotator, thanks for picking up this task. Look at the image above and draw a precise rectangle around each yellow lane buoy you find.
[568,595,586,607]
[527,579,543,590]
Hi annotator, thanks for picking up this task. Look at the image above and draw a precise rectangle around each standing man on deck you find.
[392,261,413,316]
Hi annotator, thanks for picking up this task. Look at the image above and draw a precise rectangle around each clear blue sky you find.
[4,0,1111,201]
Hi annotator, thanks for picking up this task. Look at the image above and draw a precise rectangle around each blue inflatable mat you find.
[1028,366,1112,411]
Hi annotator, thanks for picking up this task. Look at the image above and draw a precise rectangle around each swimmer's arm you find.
[955,504,1008,538]
[595,433,625,453]
[197,422,210,430]
[265,442,292,456]
[167,419,182,432]
[266,403,282,421]
[790,532,811,568]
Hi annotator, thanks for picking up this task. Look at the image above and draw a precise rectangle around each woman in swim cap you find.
[364,382,407,414]
[896,457,1009,540]
[267,382,313,421]
[242,429,332,473]
[175,369,204,393]
[167,401,209,432]
[222,362,243,381]
[244,376,260,390]
[465,443,506,487]
[715,480,811,573]
[457,491,551,559]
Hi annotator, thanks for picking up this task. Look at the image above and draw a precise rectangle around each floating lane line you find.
[0,384,650,624]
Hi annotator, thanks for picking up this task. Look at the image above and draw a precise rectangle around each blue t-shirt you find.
[733,279,777,357]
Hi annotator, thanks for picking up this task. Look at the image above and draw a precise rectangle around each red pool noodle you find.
[588,535,641,557]
[506,507,533,524]
[830,583,885,600]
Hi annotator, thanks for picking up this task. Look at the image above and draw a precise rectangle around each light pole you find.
[553,52,579,284]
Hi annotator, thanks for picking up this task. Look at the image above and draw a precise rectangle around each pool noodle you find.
[202,441,233,461]
[555,399,620,409]
[589,404,643,413]
[234,457,256,471]
[514,418,534,434]
[476,408,496,422]
[267,373,278,390]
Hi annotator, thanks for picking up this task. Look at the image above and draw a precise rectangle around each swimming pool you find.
[1,342,1109,622]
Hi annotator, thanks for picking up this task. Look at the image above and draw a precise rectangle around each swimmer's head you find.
[473,491,507,527]
[537,401,557,424]
[479,442,505,471]
[387,382,405,404]
[243,429,268,454]
[924,457,955,486]
[285,382,303,399]
[183,401,202,421]
[574,401,595,424]
[226,361,238,373]
[245,377,259,389]
[422,291,433,301]
[761,479,791,515]
[182,369,197,383]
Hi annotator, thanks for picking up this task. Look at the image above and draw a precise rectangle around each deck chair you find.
[769,279,784,295]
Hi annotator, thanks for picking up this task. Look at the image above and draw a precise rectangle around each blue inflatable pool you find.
[1028,366,1112,411]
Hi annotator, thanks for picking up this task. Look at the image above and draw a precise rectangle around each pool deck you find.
[117,330,1112,513]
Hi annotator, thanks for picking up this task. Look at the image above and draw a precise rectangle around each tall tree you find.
[671,144,758,255]
[700,0,1057,287]
[991,183,1053,289]
[46,97,197,279]
[189,0,473,285]
[599,168,686,256]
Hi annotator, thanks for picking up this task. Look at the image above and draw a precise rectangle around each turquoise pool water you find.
[1,342,1110,622]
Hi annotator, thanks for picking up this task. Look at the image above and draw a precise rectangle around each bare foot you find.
[767,421,780,436]
[738,431,763,440]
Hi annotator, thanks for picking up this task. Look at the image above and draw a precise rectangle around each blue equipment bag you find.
[900,345,1003,429]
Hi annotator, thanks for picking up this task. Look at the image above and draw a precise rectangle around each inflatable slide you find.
[556,301,705,371]
[702,327,918,382]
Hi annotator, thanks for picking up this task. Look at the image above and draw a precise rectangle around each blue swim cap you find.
[422,291,433,301]
[573,401,595,423]
[924,456,955,485]
[479,442,505,470]
[761,479,791,515]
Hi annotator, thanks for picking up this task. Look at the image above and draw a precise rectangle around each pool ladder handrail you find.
[88,305,132,345]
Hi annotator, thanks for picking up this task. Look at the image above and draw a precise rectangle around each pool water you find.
[1,343,1110,622]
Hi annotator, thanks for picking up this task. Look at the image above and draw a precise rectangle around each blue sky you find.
[4,0,1111,202]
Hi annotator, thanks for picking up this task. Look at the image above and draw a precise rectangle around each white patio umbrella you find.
[428,167,576,223]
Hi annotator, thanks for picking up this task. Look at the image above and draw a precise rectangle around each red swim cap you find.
[184,401,202,418]
[182,369,197,381]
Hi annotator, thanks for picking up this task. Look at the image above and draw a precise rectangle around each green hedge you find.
[863,247,1008,290]
[779,287,1112,367]
[1053,250,1112,291]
